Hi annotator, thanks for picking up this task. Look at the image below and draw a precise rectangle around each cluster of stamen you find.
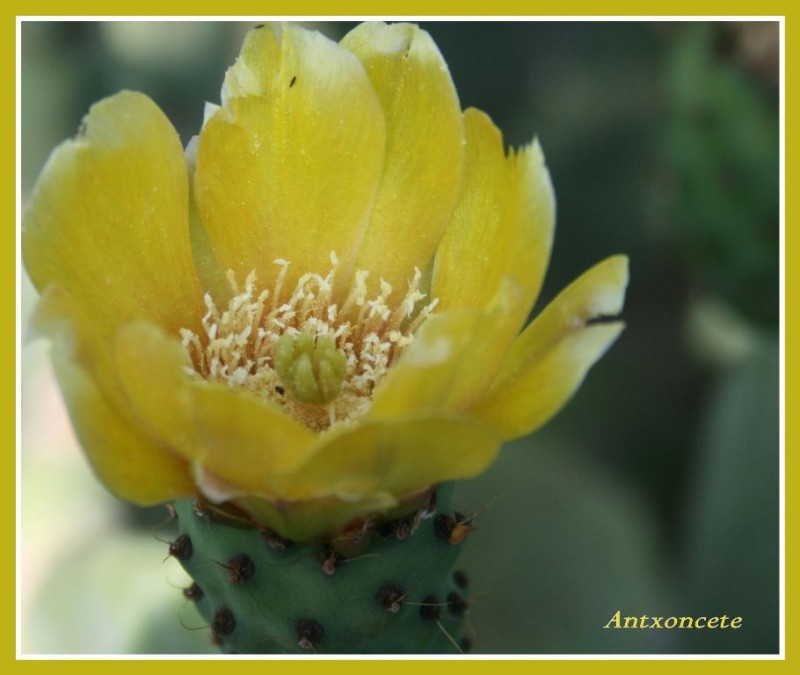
[180,253,437,432]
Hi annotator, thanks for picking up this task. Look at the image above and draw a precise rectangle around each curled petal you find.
[475,255,629,439]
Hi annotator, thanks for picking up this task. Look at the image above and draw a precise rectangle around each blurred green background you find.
[20,20,780,654]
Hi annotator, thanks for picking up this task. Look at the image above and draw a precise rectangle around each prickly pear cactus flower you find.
[23,23,628,543]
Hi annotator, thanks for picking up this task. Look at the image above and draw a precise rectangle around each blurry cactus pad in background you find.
[23,22,627,653]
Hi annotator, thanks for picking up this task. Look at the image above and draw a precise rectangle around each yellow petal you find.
[184,132,233,306]
[29,286,118,402]
[112,322,317,497]
[278,416,501,501]
[22,90,204,339]
[370,278,526,417]
[432,108,555,334]
[475,256,629,439]
[194,24,386,294]
[341,22,464,290]
[439,277,528,411]
[369,310,479,418]
[32,288,193,504]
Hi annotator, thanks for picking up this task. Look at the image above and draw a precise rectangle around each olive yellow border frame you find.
[9,1,793,671]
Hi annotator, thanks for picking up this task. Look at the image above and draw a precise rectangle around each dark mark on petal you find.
[586,314,623,326]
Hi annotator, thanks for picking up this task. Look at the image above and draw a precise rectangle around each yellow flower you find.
[23,23,628,541]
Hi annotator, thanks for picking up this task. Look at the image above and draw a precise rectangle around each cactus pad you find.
[171,486,472,654]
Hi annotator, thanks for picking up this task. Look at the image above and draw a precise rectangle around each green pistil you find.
[274,332,347,405]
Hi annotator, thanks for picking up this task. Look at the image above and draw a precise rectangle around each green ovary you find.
[274,332,348,405]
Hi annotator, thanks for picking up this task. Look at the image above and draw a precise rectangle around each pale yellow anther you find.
[274,332,347,405]
[180,253,437,431]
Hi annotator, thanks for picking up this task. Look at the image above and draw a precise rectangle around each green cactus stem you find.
[169,484,474,654]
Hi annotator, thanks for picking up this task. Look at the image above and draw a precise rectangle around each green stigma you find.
[274,332,348,405]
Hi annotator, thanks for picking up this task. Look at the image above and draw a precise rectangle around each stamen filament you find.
[180,253,436,432]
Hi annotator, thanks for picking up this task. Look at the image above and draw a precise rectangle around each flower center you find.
[274,332,347,405]
[179,253,437,432]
